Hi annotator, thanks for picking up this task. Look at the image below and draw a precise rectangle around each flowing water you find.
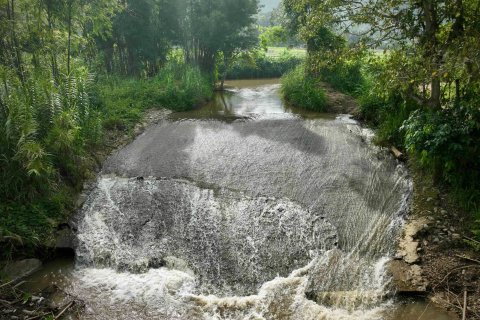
[25,79,456,319]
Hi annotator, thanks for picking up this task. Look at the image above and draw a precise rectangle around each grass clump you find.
[281,65,327,112]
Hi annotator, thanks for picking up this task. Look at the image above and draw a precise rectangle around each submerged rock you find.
[2,259,42,282]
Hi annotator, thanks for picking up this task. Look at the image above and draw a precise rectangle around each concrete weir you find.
[48,79,455,319]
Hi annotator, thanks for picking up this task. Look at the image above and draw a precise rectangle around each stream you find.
[24,79,455,319]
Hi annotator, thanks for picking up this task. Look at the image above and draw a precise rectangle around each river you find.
[23,79,455,319]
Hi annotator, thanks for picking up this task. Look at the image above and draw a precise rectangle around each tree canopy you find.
[283,0,480,109]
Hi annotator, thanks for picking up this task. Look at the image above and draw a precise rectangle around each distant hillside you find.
[259,0,281,12]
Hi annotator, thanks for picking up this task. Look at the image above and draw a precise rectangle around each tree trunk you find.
[67,0,72,75]
[220,56,228,90]
[8,0,25,83]
[422,0,441,109]
[430,78,441,109]
[455,79,462,105]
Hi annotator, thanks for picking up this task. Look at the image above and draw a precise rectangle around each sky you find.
[259,0,281,13]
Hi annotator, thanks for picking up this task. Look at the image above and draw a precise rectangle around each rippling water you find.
[26,79,455,319]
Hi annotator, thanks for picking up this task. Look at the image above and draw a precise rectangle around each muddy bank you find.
[320,82,359,115]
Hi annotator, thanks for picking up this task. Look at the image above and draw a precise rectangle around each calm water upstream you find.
[24,79,456,319]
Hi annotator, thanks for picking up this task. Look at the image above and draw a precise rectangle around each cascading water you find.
[67,80,415,319]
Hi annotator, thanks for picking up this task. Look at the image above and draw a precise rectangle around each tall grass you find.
[281,65,327,112]
[0,66,99,258]
[227,52,303,80]
[98,62,212,130]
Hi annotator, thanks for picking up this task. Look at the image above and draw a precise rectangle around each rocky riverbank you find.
[391,163,480,319]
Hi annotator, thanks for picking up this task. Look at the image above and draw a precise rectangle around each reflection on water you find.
[170,79,335,121]
[23,79,455,319]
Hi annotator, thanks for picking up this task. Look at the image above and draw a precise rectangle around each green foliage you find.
[281,65,327,111]
[317,60,363,96]
[98,0,177,76]
[98,62,212,130]
[178,0,260,73]
[227,51,302,79]
[259,26,301,49]
[402,105,480,188]
[357,58,415,146]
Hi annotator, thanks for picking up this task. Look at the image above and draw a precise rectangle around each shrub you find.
[402,105,480,188]
[281,65,327,112]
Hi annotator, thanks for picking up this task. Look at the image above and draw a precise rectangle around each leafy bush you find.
[402,105,480,241]
[357,57,418,146]
[402,106,480,187]
[281,65,327,112]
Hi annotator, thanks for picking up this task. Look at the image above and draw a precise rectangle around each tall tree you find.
[178,0,259,73]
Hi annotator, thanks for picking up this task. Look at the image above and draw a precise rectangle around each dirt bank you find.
[320,82,359,114]
[393,163,480,319]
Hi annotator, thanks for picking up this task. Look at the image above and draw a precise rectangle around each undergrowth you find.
[280,65,327,112]
[0,62,212,259]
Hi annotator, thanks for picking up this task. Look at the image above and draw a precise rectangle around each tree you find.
[177,0,259,74]
[282,0,480,110]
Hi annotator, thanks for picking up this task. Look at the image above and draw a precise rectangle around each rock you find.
[394,252,404,260]
[76,192,88,208]
[440,209,447,215]
[55,228,74,249]
[2,259,42,282]
[398,217,428,264]
[451,233,461,240]
[388,260,428,294]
